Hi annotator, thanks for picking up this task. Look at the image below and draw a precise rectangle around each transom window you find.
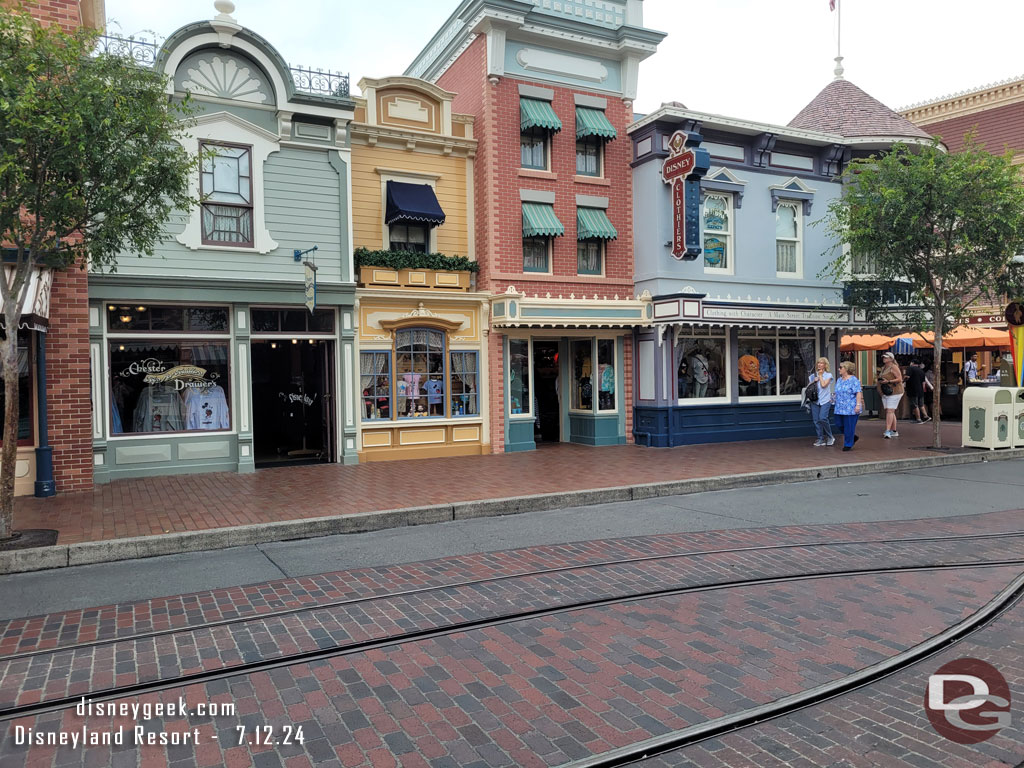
[389,223,429,253]
[702,194,732,272]
[107,304,230,333]
[200,142,253,247]
[775,201,802,276]
[521,127,548,170]
[575,136,602,176]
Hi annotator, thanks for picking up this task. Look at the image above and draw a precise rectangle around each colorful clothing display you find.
[738,355,760,383]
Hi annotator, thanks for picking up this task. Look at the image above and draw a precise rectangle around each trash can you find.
[962,387,1013,449]
[1014,388,1024,448]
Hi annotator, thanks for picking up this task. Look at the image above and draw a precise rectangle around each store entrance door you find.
[533,339,561,443]
[251,340,335,467]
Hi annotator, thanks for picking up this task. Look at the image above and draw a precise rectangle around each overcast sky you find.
[103,0,1024,125]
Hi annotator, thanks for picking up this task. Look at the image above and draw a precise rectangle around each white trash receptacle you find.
[962,387,1013,450]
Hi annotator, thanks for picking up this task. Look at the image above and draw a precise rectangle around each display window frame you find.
[106,303,234,440]
[359,324,481,424]
[674,329,730,406]
[507,337,533,419]
[736,328,817,402]
[359,350,392,421]
[0,329,36,447]
[568,336,619,416]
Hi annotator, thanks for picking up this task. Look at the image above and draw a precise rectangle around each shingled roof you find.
[789,78,933,140]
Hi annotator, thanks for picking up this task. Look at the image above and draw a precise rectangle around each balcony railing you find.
[94,34,350,98]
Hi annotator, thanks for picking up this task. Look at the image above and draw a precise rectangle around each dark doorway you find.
[251,340,335,467]
[533,339,561,443]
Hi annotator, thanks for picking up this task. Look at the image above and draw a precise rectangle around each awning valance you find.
[575,106,616,140]
[3,266,53,332]
[384,181,446,227]
[577,207,617,240]
[522,203,565,238]
[520,98,562,132]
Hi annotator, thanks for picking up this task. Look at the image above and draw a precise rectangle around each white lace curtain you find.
[360,352,387,390]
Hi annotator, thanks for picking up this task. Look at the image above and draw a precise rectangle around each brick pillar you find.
[46,268,93,492]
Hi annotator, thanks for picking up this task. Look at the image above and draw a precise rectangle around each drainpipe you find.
[34,330,55,497]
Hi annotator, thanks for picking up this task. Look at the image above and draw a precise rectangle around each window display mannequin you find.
[688,351,709,398]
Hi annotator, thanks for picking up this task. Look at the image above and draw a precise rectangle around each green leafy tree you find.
[0,8,198,538]
[823,138,1024,448]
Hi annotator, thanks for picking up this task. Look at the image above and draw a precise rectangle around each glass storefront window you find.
[0,332,33,443]
[395,329,444,418]
[737,332,815,398]
[450,352,478,416]
[106,305,229,333]
[571,339,593,411]
[597,339,615,411]
[250,308,334,334]
[676,336,726,400]
[110,341,231,434]
[509,339,530,415]
[360,351,391,420]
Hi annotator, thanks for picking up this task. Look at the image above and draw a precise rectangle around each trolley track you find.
[3,528,1022,664]
[2,558,1022,723]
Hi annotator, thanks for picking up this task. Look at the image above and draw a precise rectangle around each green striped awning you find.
[522,203,565,238]
[575,106,617,140]
[520,98,562,132]
[577,207,618,240]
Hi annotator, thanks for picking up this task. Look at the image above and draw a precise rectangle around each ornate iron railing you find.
[94,35,350,99]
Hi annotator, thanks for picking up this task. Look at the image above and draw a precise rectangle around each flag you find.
[830,0,836,9]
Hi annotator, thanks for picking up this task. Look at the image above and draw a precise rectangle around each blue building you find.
[629,68,932,447]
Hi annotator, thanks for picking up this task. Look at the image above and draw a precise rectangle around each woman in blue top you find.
[808,357,834,447]
[833,361,865,451]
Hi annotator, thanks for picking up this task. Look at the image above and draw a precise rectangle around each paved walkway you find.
[10,420,981,547]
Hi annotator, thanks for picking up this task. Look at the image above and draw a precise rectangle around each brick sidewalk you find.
[11,420,976,545]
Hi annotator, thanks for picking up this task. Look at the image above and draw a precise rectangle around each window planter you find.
[358,266,471,291]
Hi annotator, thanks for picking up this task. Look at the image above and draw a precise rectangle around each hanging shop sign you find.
[304,261,317,313]
[661,130,710,260]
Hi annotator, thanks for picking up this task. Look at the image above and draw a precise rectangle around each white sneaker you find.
[826,437,836,446]
[883,431,892,439]
[813,440,825,447]
[890,431,899,437]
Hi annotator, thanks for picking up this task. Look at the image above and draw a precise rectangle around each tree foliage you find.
[823,138,1024,447]
[0,8,198,537]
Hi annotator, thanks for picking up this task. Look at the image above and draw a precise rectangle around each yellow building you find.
[351,76,489,461]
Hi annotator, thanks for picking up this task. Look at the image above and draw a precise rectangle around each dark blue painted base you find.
[634,403,818,447]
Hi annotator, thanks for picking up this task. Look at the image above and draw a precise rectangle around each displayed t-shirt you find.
[133,384,185,433]
[689,354,709,384]
[599,363,615,393]
[185,384,230,430]
[738,355,760,383]
[757,351,777,382]
[425,378,443,405]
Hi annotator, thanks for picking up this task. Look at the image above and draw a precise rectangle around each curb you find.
[3,449,1023,575]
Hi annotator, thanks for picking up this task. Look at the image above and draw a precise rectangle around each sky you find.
[102,0,1024,126]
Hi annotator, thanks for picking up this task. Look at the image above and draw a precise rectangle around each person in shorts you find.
[876,351,904,438]
[904,358,930,423]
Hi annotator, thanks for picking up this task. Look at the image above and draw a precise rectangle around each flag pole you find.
[834,0,844,79]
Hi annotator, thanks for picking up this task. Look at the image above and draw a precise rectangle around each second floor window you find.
[521,127,548,170]
[851,252,879,276]
[702,194,732,271]
[201,142,253,247]
[775,201,802,276]
[576,136,601,176]
[577,239,602,275]
[389,223,429,253]
[523,236,550,273]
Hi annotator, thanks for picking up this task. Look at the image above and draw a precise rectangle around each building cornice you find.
[350,123,477,157]
[900,75,1024,125]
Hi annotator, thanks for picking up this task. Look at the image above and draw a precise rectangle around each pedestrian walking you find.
[807,357,835,446]
[904,358,930,423]
[834,361,864,451]
[876,351,904,438]
[963,352,979,385]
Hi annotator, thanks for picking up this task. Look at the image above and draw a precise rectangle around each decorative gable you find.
[177,52,273,104]
[378,90,441,134]
[702,166,748,208]
[769,176,817,215]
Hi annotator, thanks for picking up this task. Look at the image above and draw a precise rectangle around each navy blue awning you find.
[384,181,446,227]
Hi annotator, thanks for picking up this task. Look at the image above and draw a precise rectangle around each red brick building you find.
[406,0,663,453]
[11,0,104,495]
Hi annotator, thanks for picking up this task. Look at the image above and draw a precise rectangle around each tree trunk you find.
[932,311,944,450]
[0,328,21,540]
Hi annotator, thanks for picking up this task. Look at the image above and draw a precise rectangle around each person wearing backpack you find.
[806,357,835,447]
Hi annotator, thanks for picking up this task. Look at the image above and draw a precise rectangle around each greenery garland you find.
[354,247,479,273]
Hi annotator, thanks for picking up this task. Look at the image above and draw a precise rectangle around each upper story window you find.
[851,252,880,276]
[389,223,429,253]
[702,194,733,272]
[520,98,561,171]
[523,236,551,273]
[775,201,802,277]
[200,142,254,247]
[522,202,564,274]
[575,106,616,178]
[575,207,616,277]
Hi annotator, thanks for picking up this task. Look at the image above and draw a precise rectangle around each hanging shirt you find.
[738,355,760,383]
[185,384,230,430]
[425,378,443,405]
[133,384,185,433]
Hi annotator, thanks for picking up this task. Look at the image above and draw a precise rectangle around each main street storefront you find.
[492,288,652,451]
[89,284,357,483]
[634,295,863,446]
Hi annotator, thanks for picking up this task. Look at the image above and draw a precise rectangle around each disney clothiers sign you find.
[661,130,710,260]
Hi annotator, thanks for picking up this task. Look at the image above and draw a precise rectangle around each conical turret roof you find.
[789,78,932,140]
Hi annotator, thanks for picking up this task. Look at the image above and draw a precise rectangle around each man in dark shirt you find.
[904,358,930,423]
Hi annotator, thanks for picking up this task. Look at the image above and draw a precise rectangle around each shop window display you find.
[395,329,444,417]
[597,339,615,411]
[110,342,230,434]
[778,336,815,395]
[509,339,530,415]
[0,331,33,443]
[571,339,593,410]
[450,352,478,416]
[676,336,726,399]
[360,351,390,420]
[737,333,815,397]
